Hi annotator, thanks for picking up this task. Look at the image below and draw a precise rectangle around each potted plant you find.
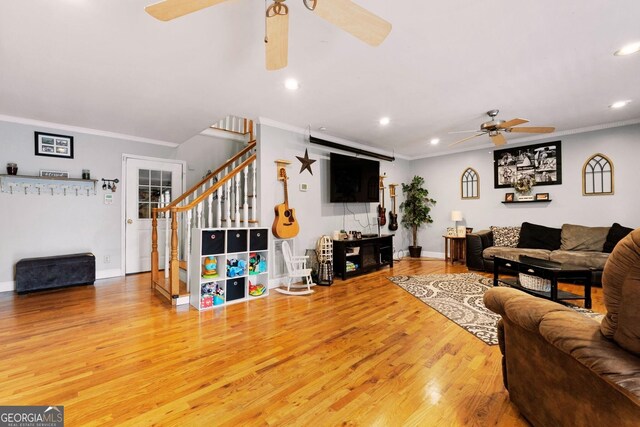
[400,175,437,258]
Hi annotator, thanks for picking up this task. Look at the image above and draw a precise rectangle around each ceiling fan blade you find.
[490,133,507,146]
[498,118,529,129]
[508,126,556,133]
[313,0,392,46]
[448,133,485,147]
[265,11,289,70]
[145,0,231,21]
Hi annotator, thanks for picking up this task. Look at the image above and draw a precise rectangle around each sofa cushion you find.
[601,228,640,357]
[549,250,609,270]
[603,223,634,253]
[517,222,562,250]
[490,226,520,247]
[561,224,610,251]
[483,246,551,262]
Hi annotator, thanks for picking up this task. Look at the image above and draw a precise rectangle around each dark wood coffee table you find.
[493,255,592,309]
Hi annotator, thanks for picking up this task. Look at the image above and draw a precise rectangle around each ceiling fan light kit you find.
[449,109,556,147]
[145,0,392,70]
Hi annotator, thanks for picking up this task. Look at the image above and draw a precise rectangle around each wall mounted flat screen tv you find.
[329,153,380,203]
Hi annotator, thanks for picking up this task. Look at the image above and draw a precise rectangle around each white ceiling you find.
[1,1,639,157]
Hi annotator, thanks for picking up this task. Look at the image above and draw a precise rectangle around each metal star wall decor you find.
[296,148,316,175]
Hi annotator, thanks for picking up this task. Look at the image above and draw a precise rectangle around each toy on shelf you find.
[201,295,213,308]
[201,282,224,306]
[249,253,267,275]
[226,258,247,277]
[249,281,266,297]
[214,284,224,305]
[202,256,218,279]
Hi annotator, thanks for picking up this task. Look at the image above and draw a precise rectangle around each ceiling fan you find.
[449,110,556,147]
[145,0,392,70]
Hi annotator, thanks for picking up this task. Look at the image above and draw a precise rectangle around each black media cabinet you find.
[333,235,394,280]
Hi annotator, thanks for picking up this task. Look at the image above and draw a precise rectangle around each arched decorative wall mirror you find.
[582,153,614,195]
[461,167,479,199]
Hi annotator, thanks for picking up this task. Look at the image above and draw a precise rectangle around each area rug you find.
[388,273,603,346]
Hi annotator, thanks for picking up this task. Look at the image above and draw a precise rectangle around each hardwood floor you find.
[0,260,604,426]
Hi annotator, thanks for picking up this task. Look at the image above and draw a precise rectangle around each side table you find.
[443,235,466,265]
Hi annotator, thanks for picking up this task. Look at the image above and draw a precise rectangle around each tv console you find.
[333,235,394,280]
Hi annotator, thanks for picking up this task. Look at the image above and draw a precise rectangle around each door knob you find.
[127,219,133,224]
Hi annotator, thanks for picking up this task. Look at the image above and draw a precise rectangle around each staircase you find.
[151,117,258,305]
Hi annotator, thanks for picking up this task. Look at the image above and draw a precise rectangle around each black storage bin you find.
[249,229,268,251]
[202,230,225,255]
[15,253,95,294]
[227,229,248,253]
[226,278,246,301]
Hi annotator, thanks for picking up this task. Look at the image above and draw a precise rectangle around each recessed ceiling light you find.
[430,138,440,145]
[614,42,640,56]
[284,78,300,90]
[379,117,390,126]
[609,100,632,109]
[319,126,327,131]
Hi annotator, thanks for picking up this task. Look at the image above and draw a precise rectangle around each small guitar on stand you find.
[377,175,387,226]
[388,184,398,231]
[272,168,300,239]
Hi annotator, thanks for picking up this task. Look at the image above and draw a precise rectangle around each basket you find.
[518,273,551,292]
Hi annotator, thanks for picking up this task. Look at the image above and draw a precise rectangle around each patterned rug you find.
[388,273,603,346]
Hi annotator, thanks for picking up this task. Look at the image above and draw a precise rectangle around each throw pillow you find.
[603,223,634,253]
[490,226,520,248]
[560,224,610,252]
[517,222,562,250]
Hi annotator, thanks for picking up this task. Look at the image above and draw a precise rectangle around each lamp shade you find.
[451,210,463,221]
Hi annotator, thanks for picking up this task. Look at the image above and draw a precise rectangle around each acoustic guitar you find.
[388,184,398,231]
[377,175,387,226]
[272,168,300,239]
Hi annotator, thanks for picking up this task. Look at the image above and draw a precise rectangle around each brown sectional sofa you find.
[467,222,633,286]
[483,227,640,426]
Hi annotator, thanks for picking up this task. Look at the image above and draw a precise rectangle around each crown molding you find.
[0,114,179,147]
[257,117,411,161]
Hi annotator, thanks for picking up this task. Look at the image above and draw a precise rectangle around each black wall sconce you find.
[102,178,119,192]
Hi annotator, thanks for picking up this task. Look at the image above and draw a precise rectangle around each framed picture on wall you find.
[35,132,74,159]
[494,141,561,188]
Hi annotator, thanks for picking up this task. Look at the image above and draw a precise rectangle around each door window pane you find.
[150,170,162,186]
[139,169,150,185]
[138,168,175,218]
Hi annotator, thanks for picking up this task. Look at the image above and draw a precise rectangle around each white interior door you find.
[125,158,183,274]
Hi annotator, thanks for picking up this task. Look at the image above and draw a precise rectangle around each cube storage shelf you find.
[190,227,269,311]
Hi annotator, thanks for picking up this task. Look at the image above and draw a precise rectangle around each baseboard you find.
[96,269,123,280]
[421,251,445,259]
[0,280,15,293]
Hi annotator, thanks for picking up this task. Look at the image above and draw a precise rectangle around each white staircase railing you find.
[151,136,258,303]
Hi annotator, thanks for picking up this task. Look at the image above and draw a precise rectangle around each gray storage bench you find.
[15,253,95,294]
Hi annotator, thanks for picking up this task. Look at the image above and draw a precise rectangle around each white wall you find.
[0,120,176,290]
[409,123,640,255]
[175,133,244,189]
[257,124,413,265]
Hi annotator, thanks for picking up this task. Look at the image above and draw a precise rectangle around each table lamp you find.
[451,210,463,236]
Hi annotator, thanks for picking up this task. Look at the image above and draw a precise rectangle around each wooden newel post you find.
[170,208,179,297]
[151,209,158,287]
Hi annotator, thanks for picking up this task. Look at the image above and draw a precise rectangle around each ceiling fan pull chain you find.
[303,0,317,11]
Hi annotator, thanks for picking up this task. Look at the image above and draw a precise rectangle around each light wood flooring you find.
[0,259,604,426]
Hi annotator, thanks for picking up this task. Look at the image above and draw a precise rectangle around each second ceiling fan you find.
[145,0,392,70]
[449,110,556,147]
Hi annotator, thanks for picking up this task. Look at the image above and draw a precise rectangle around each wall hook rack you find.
[0,174,96,196]
[102,178,119,192]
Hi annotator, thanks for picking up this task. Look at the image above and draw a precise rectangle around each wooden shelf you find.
[502,199,552,204]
